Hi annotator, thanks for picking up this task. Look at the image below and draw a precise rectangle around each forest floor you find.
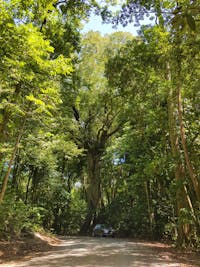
[0,235,200,266]
[0,232,61,263]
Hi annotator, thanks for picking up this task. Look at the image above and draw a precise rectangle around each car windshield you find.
[94,224,105,229]
[94,224,112,230]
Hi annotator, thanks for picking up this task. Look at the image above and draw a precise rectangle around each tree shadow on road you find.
[7,237,200,267]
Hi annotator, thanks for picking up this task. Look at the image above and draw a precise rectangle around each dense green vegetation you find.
[0,0,200,248]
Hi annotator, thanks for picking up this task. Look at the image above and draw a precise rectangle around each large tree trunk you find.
[81,150,102,233]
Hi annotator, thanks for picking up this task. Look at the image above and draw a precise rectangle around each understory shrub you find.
[0,193,45,240]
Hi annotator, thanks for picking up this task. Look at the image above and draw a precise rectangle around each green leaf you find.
[26,94,45,106]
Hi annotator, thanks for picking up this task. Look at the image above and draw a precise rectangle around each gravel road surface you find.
[1,237,199,267]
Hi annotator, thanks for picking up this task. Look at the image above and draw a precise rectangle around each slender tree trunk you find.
[183,184,196,221]
[173,28,200,201]
[11,153,21,190]
[25,174,32,204]
[61,154,66,180]
[177,81,200,201]
[31,167,39,204]
[0,117,27,204]
[0,83,22,161]
[144,181,154,237]
[0,109,11,143]
[0,110,11,164]
[166,62,188,244]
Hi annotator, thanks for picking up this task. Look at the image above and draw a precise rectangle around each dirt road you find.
[1,237,200,267]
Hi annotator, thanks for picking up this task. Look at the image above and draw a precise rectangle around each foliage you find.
[64,188,87,235]
[0,191,44,239]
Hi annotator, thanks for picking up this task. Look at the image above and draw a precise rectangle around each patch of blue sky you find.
[81,0,154,35]
[82,13,153,36]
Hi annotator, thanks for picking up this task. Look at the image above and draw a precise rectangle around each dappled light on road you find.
[1,237,198,267]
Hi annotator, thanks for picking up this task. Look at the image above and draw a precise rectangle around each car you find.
[92,224,115,237]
